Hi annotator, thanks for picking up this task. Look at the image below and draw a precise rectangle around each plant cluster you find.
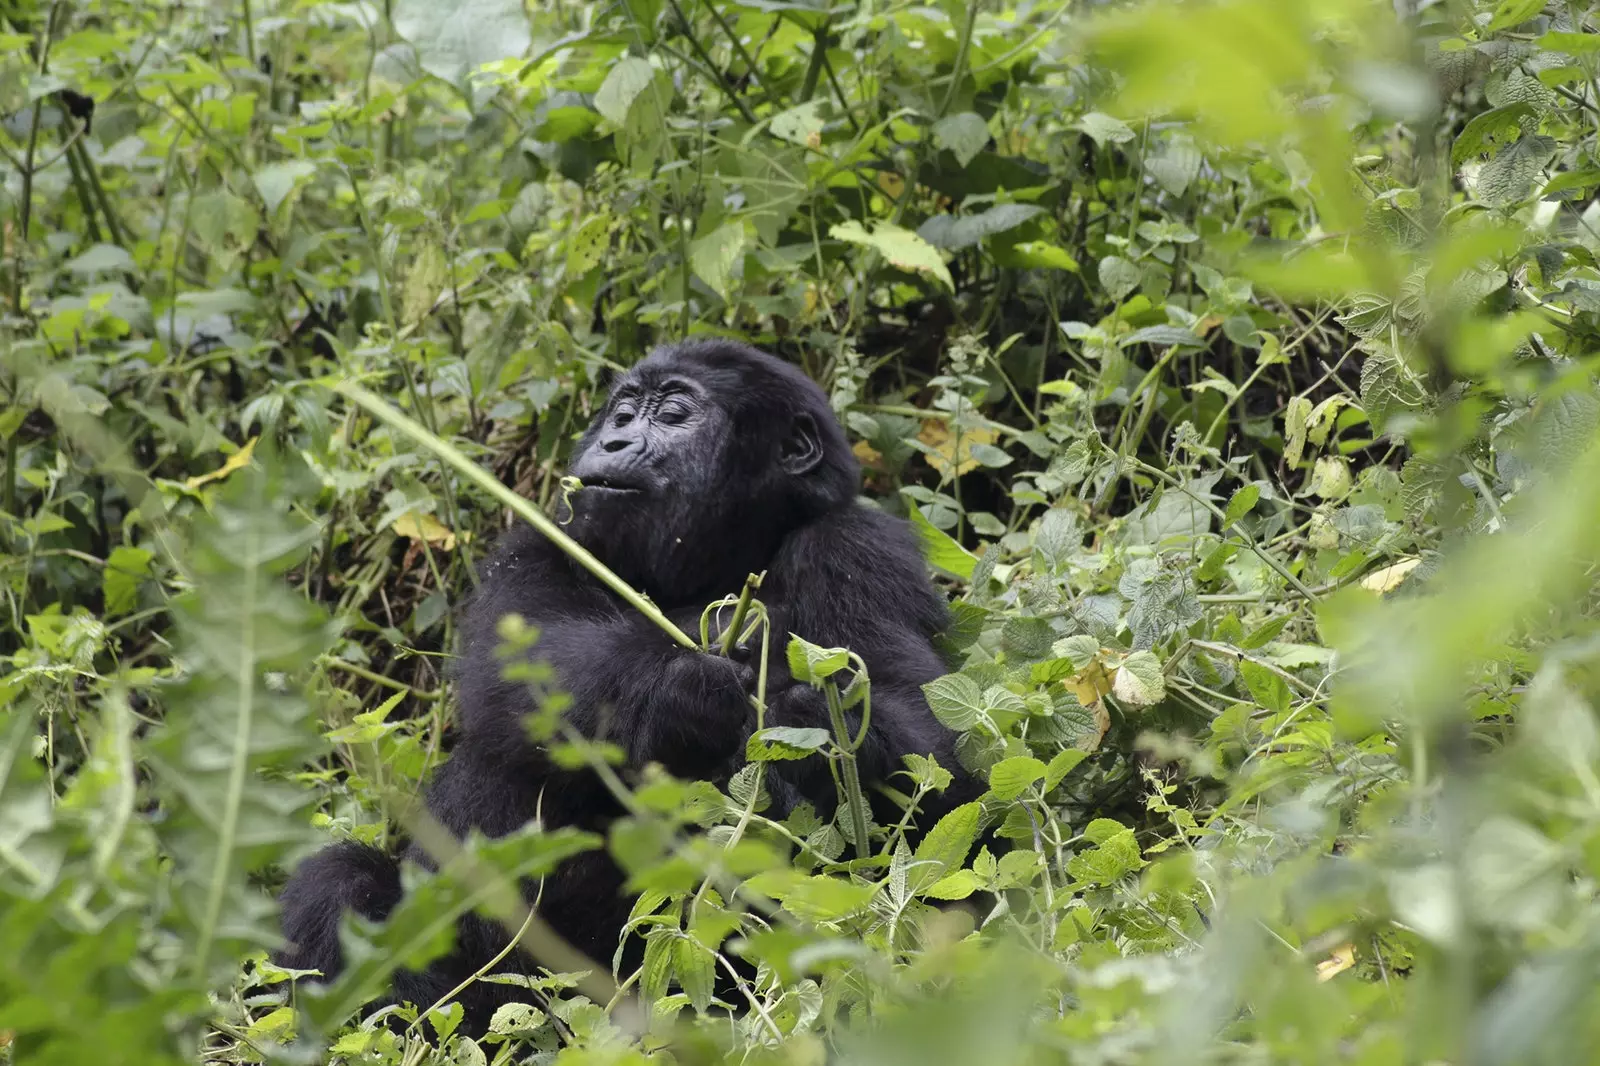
[5,0,1600,1063]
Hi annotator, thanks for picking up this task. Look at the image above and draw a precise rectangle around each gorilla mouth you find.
[580,477,644,494]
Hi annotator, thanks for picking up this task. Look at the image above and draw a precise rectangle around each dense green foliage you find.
[6,0,1600,1062]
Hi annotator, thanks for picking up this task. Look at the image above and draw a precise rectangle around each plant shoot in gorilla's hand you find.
[275,340,980,1034]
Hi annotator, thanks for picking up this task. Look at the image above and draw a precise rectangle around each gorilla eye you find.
[613,408,635,427]
[658,402,693,426]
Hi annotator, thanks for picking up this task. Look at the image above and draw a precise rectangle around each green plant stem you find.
[824,681,871,857]
[719,571,764,656]
[336,382,697,649]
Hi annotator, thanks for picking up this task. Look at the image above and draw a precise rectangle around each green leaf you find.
[1000,240,1079,271]
[674,937,715,1012]
[252,160,316,215]
[933,112,991,167]
[1537,31,1600,56]
[1222,483,1260,527]
[1119,325,1206,349]
[747,726,831,762]
[922,674,984,731]
[785,635,850,684]
[102,546,153,617]
[1112,650,1166,707]
[918,204,1044,251]
[689,221,745,301]
[987,756,1046,801]
[1486,0,1544,32]
[770,99,826,145]
[1450,104,1535,164]
[905,499,979,579]
[1098,255,1141,301]
[65,244,133,275]
[392,0,531,86]
[594,57,658,126]
[921,869,982,900]
[747,872,877,921]
[1479,135,1555,207]
[1075,111,1136,146]
[1043,748,1087,791]
[911,801,981,891]
[1284,395,1312,467]
[829,220,953,290]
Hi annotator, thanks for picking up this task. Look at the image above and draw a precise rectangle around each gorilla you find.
[276,339,978,1032]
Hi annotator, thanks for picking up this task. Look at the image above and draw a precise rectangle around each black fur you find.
[276,340,978,1032]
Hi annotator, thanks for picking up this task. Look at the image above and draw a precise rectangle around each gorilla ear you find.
[779,412,824,476]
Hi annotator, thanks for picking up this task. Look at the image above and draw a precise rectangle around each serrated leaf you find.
[1043,748,1087,791]
[392,0,530,86]
[1479,134,1555,207]
[987,756,1046,800]
[1222,483,1260,527]
[103,546,154,616]
[1112,651,1166,707]
[594,57,658,126]
[1451,103,1536,165]
[933,112,991,167]
[918,203,1043,251]
[923,674,984,730]
[1119,325,1206,349]
[830,220,953,290]
[1098,255,1141,301]
[747,727,831,762]
[252,160,316,215]
[689,221,745,301]
[911,802,981,892]
[905,499,979,579]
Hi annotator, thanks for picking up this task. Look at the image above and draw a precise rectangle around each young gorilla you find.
[277,340,978,1030]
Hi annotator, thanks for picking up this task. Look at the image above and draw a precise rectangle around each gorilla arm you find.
[456,525,755,781]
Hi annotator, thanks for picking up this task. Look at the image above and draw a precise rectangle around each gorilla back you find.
[276,339,979,1032]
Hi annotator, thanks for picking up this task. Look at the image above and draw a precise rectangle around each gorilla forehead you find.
[624,339,831,415]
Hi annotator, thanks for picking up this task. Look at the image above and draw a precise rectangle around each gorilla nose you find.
[600,437,631,453]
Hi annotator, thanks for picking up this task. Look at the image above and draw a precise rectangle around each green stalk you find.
[824,680,871,858]
[336,382,697,649]
[719,570,764,656]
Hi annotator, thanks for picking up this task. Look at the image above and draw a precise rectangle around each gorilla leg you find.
[276,841,402,979]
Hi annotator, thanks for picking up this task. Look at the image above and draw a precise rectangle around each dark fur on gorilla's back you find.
[276,339,979,1031]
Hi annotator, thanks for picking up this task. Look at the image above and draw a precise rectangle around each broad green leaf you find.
[1222,483,1260,527]
[785,636,850,684]
[1043,748,1087,791]
[1098,255,1140,301]
[905,499,979,579]
[933,112,992,166]
[829,220,953,290]
[918,204,1043,251]
[689,221,745,301]
[747,726,831,762]
[252,160,317,215]
[594,57,658,126]
[102,546,153,616]
[912,801,981,891]
[1112,651,1166,707]
[392,0,531,86]
[923,674,984,731]
[987,756,1046,801]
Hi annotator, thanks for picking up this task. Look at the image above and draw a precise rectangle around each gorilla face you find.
[568,368,730,502]
[561,341,854,604]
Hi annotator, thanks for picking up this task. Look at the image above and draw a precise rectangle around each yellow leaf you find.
[1360,557,1421,594]
[185,436,258,490]
[393,511,458,551]
[1065,658,1114,706]
[877,171,905,199]
[1316,943,1355,982]
[852,439,883,469]
[918,420,998,478]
